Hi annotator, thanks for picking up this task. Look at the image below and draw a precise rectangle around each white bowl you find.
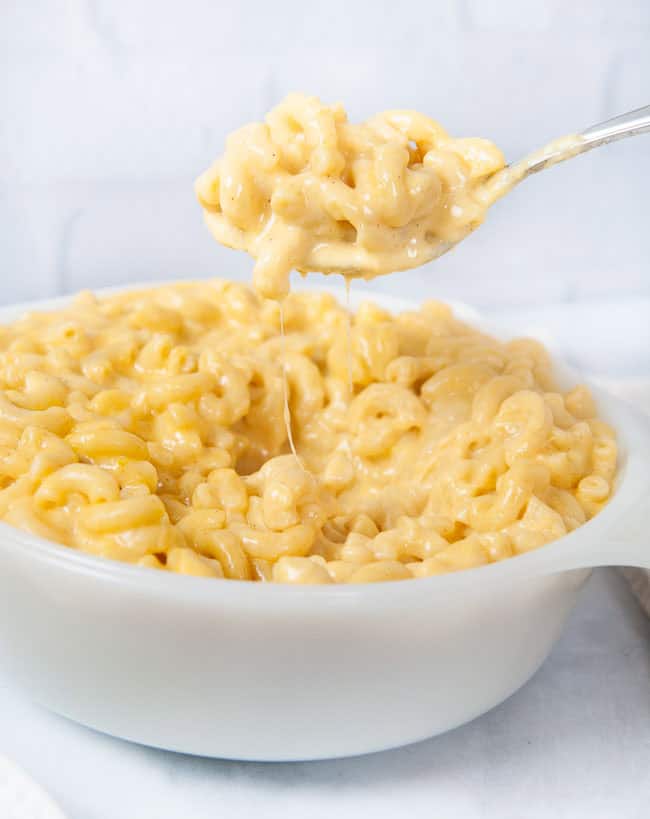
[0,285,648,761]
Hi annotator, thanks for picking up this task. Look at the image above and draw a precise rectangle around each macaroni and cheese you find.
[0,282,617,583]
[195,94,507,299]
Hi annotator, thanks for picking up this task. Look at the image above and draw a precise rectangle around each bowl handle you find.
[517,425,650,576]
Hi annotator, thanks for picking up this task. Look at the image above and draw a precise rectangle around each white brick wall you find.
[1,0,648,307]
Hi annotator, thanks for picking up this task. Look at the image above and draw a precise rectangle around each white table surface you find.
[1,298,649,819]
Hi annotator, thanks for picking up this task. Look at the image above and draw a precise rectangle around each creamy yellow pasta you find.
[0,281,616,583]
[195,93,506,299]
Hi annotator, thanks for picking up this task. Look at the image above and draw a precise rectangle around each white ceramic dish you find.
[0,284,649,762]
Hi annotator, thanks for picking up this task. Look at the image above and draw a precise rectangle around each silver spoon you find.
[203,104,650,286]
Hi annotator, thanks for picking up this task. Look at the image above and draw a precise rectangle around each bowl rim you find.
[1,280,648,605]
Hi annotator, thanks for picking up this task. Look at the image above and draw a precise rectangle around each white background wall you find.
[1,0,649,308]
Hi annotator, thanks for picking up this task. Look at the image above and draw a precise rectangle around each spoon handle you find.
[482,104,650,203]
[580,104,650,149]
[521,104,650,178]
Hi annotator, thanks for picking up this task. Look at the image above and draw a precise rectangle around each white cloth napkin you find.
[0,756,66,819]
[592,376,650,616]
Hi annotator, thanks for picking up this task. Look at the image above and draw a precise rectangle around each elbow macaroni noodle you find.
[0,281,616,583]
